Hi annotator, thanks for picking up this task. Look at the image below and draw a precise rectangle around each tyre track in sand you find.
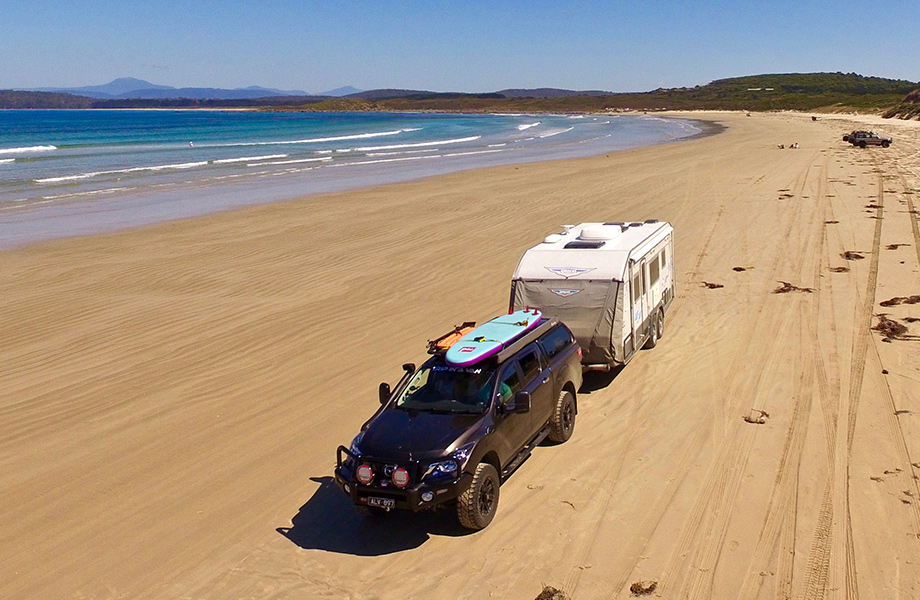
[800,168,885,600]
[735,158,835,599]
[648,157,826,599]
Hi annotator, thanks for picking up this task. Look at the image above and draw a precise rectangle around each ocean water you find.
[0,110,704,248]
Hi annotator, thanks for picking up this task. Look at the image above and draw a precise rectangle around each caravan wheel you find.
[644,310,663,349]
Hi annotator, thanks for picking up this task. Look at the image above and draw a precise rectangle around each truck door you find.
[516,344,553,426]
[493,360,533,464]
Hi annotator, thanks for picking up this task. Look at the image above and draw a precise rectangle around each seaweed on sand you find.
[535,586,570,600]
[872,314,908,342]
[630,581,658,596]
[774,281,814,294]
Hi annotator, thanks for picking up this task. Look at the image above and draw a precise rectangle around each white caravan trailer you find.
[510,221,674,370]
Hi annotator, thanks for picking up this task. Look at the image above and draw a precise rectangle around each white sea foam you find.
[366,149,439,157]
[355,135,480,152]
[201,129,412,148]
[35,161,209,183]
[539,127,575,138]
[0,158,15,164]
[0,145,57,155]
[517,122,541,131]
[211,154,288,164]
[334,155,434,167]
[442,150,504,157]
[255,157,332,166]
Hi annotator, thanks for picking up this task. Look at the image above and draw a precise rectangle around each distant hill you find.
[25,77,312,100]
[0,90,94,109]
[495,88,611,98]
[321,86,362,97]
[3,72,918,115]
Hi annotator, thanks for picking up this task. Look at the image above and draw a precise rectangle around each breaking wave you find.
[0,145,57,155]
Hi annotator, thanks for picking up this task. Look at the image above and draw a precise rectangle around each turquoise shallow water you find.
[0,110,703,248]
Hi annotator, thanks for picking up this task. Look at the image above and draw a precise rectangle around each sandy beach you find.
[2,111,920,599]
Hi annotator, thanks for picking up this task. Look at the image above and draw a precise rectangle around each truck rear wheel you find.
[548,390,576,443]
[457,463,500,530]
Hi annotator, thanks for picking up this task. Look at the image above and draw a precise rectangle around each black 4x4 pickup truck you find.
[335,315,583,529]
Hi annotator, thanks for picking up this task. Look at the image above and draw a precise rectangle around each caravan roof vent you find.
[543,233,564,244]
[579,225,622,241]
[644,219,659,224]
[565,240,605,249]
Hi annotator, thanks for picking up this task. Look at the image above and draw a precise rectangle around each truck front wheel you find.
[457,463,500,530]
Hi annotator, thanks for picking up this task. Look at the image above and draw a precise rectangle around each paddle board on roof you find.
[444,308,543,367]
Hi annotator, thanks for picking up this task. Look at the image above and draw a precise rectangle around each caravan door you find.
[628,259,650,351]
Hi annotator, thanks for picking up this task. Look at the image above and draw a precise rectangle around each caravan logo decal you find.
[551,289,581,298]
[544,267,595,279]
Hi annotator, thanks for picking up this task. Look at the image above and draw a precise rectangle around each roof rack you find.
[427,322,476,354]
[495,317,556,364]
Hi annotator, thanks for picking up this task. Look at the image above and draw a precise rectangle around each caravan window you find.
[660,247,667,270]
[632,273,641,302]
[649,256,660,286]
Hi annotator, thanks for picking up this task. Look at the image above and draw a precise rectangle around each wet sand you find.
[2,111,919,599]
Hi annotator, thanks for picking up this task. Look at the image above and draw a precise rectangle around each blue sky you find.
[2,1,917,93]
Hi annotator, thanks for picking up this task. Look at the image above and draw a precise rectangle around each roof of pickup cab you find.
[512,221,672,282]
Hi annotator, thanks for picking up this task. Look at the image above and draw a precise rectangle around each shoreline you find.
[0,112,716,251]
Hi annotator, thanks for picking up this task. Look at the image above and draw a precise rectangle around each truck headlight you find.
[423,443,475,482]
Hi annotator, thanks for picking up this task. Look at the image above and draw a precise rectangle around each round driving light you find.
[421,491,434,502]
[392,467,410,488]
[356,464,374,485]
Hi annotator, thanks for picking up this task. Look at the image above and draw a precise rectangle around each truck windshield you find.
[395,363,495,413]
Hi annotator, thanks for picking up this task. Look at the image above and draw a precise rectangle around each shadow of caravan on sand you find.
[277,477,470,556]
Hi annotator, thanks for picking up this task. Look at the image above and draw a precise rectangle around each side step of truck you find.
[501,426,551,480]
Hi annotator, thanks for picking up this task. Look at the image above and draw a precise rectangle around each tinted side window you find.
[517,349,541,383]
[539,325,574,359]
[497,365,522,403]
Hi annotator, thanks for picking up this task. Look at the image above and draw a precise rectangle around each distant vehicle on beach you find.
[844,130,892,148]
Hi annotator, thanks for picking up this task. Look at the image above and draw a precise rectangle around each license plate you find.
[367,497,395,509]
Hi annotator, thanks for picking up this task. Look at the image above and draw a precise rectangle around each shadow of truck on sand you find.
[277,476,470,556]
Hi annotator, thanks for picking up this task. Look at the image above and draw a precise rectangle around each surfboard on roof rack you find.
[444,308,543,367]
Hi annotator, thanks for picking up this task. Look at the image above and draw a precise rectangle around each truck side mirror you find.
[379,382,391,405]
[508,391,531,414]
[402,363,416,373]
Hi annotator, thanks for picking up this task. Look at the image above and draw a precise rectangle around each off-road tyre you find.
[859,141,867,148]
[548,389,576,443]
[457,463,500,530]
[644,309,663,349]
[882,141,890,148]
